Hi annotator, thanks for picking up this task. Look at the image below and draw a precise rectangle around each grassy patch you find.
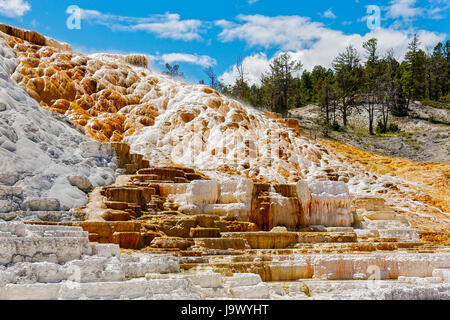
[422,99,450,110]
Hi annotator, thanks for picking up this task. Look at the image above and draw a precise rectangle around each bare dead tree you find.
[236,55,246,99]
[204,67,219,90]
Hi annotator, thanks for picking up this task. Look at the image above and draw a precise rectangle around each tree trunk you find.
[368,105,374,135]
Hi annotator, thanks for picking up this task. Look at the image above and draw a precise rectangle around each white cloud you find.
[78,10,206,41]
[220,53,271,86]
[386,0,449,22]
[248,0,259,4]
[426,0,450,19]
[0,0,30,18]
[321,9,337,19]
[217,14,446,86]
[158,53,217,67]
[387,0,421,19]
[217,15,325,51]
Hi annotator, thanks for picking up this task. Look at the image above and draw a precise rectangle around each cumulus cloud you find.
[78,9,206,41]
[387,0,421,19]
[386,0,449,23]
[217,15,326,51]
[0,0,30,18]
[220,53,271,86]
[157,53,217,67]
[218,14,446,86]
[146,53,216,70]
[321,9,337,19]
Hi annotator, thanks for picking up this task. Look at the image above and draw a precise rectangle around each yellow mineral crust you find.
[2,32,157,142]
[321,139,450,233]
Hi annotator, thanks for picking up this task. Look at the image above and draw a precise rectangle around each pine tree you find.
[362,38,383,135]
[333,45,364,126]
[401,34,427,105]
[316,71,336,126]
[264,53,302,115]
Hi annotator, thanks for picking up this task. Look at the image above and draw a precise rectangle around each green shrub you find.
[423,98,450,110]
[387,123,400,133]
[438,94,450,104]
[332,121,340,131]
[375,120,387,134]
[376,120,400,134]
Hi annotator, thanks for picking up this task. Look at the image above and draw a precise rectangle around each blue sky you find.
[0,0,449,85]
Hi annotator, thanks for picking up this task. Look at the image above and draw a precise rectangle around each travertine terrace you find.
[0,24,449,300]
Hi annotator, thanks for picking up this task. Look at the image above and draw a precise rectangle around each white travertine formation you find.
[167,178,253,220]
[0,39,116,213]
[1,221,449,300]
[218,178,253,204]
[307,181,353,227]
[302,279,450,300]
[432,269,450,283]
[296,181,312,216]
[267,189,302,229]
[185,180,219,207]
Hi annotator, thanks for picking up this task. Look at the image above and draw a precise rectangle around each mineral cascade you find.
[0,24,449,300]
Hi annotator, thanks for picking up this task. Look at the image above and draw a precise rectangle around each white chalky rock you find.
[67,175,92,193]
[186,271,223,288]
[223,273,263,287]
[21,198,61,211]
[218,178,253,204]
[0,200,12,213]
[91,244,121,258]
[271,226,289,233]
[0,39,116,214]
[296,181,312,216]
[432,269,450,283]
[229,283,270,299]
[185,180,219,207]
[307,181,353,227]
[0,173,19,185]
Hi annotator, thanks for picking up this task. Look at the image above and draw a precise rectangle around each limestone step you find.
[173,177,188,183]
[358,220,409,229]
[105,186,156,207]
[111,232,142,249]
[105,201,129,210]
[190,227,221,238]
[185,173,202,181]
[325,227,355,233]
[130,174,159,182]
[378,229,420,242]
[193,238,250,250]
[0,237,92,264]
[221,232,299,249]
[150,237,194,250]
[137,168,186,180]
[297,232,357,244]
[362,211,398,220]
